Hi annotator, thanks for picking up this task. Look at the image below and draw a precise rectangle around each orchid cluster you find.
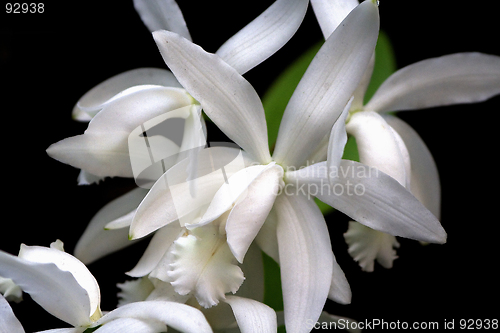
[2,0,500,332]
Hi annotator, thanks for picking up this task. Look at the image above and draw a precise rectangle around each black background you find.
[1,1,499,331]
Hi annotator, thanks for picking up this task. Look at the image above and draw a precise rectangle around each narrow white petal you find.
[384,115,441,218]
[153,30,271,164]
[93,317,165,333]
[225,296,277,333]
[345,111,408,186]
[133,0,191,40]
[0,294,25,333]
[0,250,93,327]
[344,221,400,272]
[74,188,148,264]
[226,164,283,263]
[47,87,193,178]
[96,301,213,333]
[72,68,181,121]
[130,146,247,239]
[310,0,359,38]
[216,0,308,75]
[286,160,446,243]
[255,207,280,264]
[327,98,352,181]
[275,194,333,333]
[329,254,351,304]
[126,225,183,278]
[273,0,379,167]
[365,52,500,112]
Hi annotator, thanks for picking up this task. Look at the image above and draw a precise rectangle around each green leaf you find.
[262,41,324,152]
[262,251,283,311]
[364,30,397,103]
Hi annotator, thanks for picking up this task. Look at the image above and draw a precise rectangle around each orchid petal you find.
[310,0,359,39]
[365,52,500,112]
[329,254,351,304]
[133,0,191,41]
[74,188,148,264]
[344,221,400,272]
[327,98,352,181]
[0,294,24,333]
[93,317,165,333]
[384,115,441,218]
[35,328,86,333]
[226,164,283,263]
[73,68,181,121]
[216,0,308,75]
[96,301,213,333]
[275,193,333,333]
[47,87,193,178]
[345,111,408,186]
[153,30,271,164]
[126,225,183,278]
[0,250,93,327]
[286,160,446,243]
[165,224,245,308]
[272,0,379,167]
[255,207,280,264]
[130,146,247,239]
[18,244,101,323]
[197,163,281,227]
[225,296,277,333]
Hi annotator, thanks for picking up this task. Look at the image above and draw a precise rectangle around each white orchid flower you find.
[129,2,447,332]
[0,240,214,333]
[47,0,310,265]
[312,0,500,271]
[116,243,277,333]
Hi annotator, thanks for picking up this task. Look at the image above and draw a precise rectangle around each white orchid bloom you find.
[47,0,310,266]
[0,240,214,333]
[129,2,447,332]
[312,0,500,272]
[116,243,277,333]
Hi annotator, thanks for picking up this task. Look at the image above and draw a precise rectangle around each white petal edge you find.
[133,0,191,40]
[345,111,408,186]
[0,294,25,333]
[310,0,359,39]
[130,146,247,239]
[329,254,351,304]
[275,193,333,333]
[286,160,446,243]
[74,188,148,264]
[95,301,213,333]
[92,317,165,333]
[18,244,101,323]
[327,97,352,182]
[153,30,272,164]
[384,115,441,218]
[226,164,283,263]
[216,0,308,75]
[272,0,379,168]
[47,87,193,178]
[73,68,181,121]
[224,296,277,333]
[0,250,93,327]
[365,52,500,112]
